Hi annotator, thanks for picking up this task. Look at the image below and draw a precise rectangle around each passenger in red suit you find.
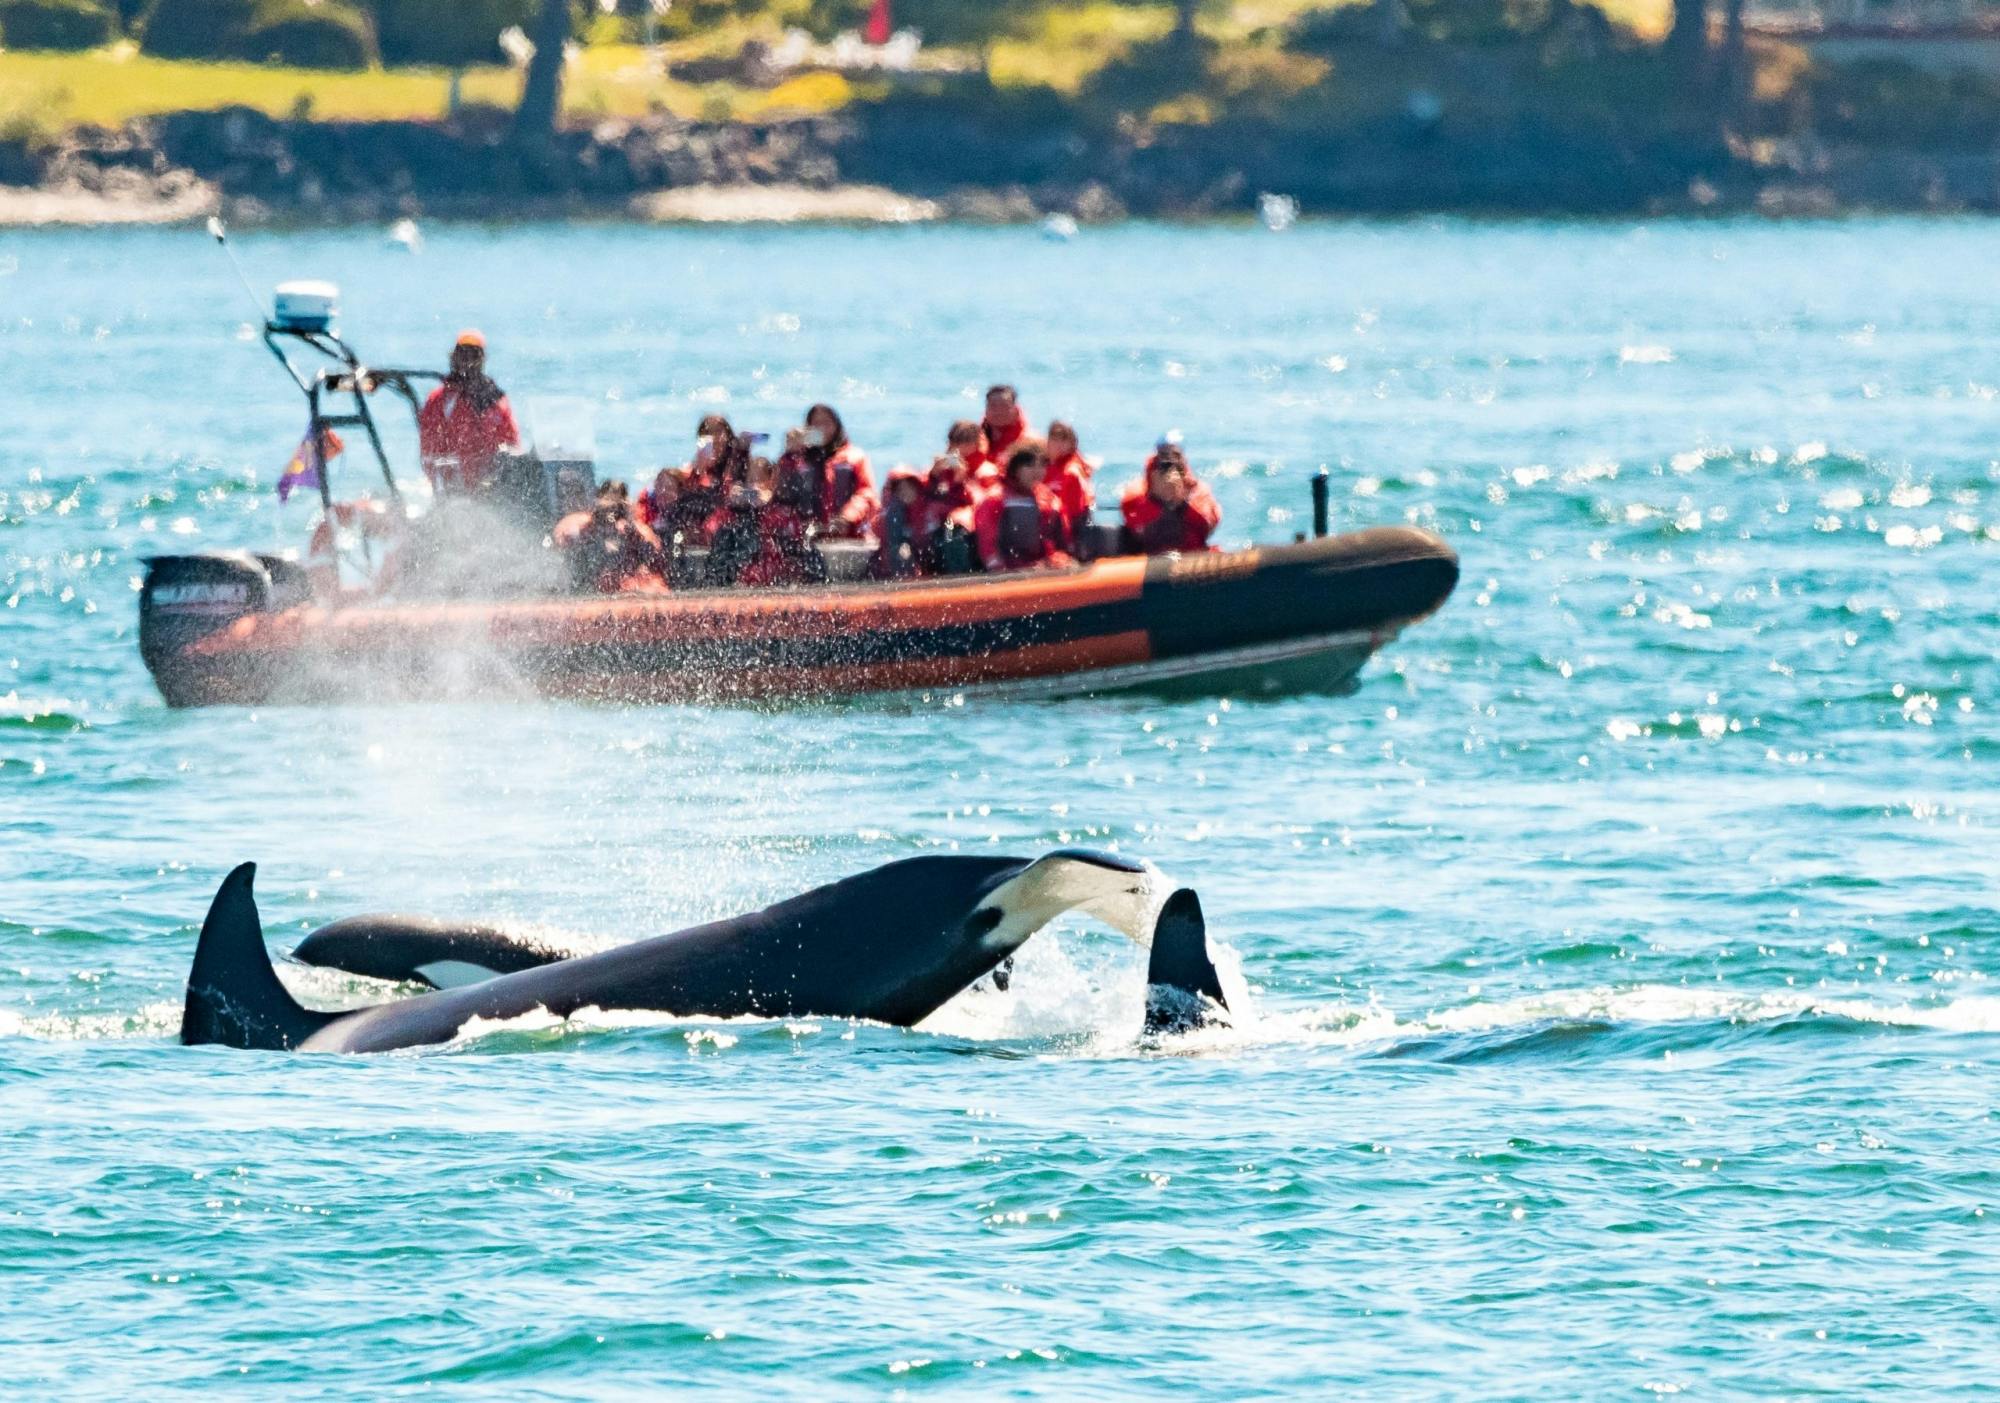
[703,456,820,587]
[1120,442,1221,554]
[417,330,520,492]
[636,467,682,532]
[1041,420,1098,540]
[871,467,933,579]
[924,427,984,573]
[640,464,720,545]
[553,482,669,594]
[974,385,1031,489]
[938,419,987,484]
[975,444,1074,574]
[776,404,876,536]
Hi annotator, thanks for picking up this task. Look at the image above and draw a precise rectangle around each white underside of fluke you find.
[974,855,1160,957]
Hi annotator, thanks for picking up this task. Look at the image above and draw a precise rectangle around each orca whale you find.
[1141,888,1230,1035]
[293,915,584,990]
[288,875,1233,1040]
[181,850,1154,1054]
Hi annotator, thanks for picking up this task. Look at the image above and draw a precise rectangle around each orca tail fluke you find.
[180,864,337,1051]
[1143,888,1230,1036]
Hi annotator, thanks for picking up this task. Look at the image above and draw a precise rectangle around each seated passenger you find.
[872,467,933,579]
[636,467,682,532]
[924,435,981,575]
[688,414,734,483]
[671,417,735,536]
[1120,442,1221,555]
[637,466,712,547]
[417,330,521,493]
[776,403,876,537]
[976,385,1031,488]
[1042,420,1098,540]
[703,456,823,588]
[553,481,668,594]
[975,444,1075,574]
[938,419,985,484]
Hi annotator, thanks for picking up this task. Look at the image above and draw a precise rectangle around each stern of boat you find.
[139,553,307,707]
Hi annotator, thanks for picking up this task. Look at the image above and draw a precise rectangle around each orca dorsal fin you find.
[1143,888,1230,1036]
[180,864,338,1051]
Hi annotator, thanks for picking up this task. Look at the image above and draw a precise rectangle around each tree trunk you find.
[1664,0,1707,66]
[514,0,570,146]
[1720,0,1748,119]
[1175,0,1200,42]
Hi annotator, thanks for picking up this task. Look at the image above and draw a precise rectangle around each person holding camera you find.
[775,403,876,538]
[1120,438,1221,555]
[702,452,824,588]
[553,481,668,594]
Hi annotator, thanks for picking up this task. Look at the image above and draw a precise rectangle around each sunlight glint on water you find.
[2,218,1997,1395]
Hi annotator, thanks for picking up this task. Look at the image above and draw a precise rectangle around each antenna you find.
[206,216,267,325]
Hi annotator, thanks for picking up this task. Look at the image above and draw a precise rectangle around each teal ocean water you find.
[3,220,1997,1395]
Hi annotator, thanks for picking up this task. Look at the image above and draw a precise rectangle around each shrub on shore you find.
[0,0,118,50]
[368,0,537,67]
[141,0,379,68]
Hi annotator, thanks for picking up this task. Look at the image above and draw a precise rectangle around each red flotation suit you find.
[417,379,519,491]
[1120,479,1222,554]
[975,483,1073,572]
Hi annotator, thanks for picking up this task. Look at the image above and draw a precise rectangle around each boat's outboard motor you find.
[139,553,290,707]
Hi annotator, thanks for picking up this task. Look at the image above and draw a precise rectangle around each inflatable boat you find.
[139,527,1457,706]
[138,263,1457,707]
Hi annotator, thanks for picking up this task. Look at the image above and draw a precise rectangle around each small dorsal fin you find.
[180,864,337,1051]
[1143,888,1230,1035]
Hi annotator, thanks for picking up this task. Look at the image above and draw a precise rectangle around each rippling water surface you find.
[4,219,1997,1396]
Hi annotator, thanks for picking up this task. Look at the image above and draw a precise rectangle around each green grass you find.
[0,39,861,130]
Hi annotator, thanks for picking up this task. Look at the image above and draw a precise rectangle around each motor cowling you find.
[139,553,279,707]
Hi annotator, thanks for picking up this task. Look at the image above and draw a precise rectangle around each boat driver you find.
[417,330,521,494]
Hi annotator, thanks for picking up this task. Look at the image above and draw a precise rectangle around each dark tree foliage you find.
[368,0,538,66]
[142,0,377,67]
[0,0,117,50]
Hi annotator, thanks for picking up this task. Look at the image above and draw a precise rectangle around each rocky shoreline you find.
[5,103,1999,226]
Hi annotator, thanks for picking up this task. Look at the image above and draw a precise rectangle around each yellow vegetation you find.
[987,3,1173,92]
[0,40,862,131]
[1208,43,1329,96]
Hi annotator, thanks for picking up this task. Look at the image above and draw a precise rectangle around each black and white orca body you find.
[181,851,1154,1054]
[294,916,581,990]
[289,874,1233,1041]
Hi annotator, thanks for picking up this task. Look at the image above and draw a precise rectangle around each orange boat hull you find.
[139,529,1458,707]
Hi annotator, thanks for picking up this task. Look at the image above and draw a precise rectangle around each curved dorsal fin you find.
[180,864,338,1051]
[1144,887,1230,1035]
